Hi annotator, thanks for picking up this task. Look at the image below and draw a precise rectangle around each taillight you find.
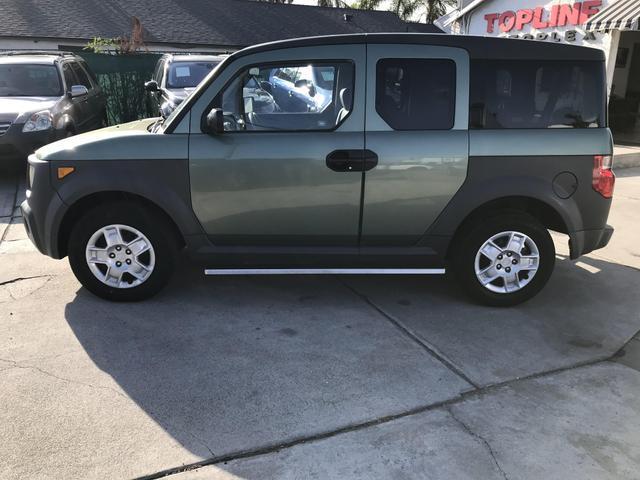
[592,155,615,199]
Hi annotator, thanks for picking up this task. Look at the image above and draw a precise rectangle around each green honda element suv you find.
[21,34,615,306]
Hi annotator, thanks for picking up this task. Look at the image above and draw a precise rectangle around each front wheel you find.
[451,213,555,307]
[68,202,178,301]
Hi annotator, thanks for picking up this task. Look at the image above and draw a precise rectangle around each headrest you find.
[339,88,352,110]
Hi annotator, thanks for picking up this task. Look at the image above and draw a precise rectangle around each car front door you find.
[70,61,102,131]
[362,44,470,246]
[188,45,366,247]
[61,62,89,132]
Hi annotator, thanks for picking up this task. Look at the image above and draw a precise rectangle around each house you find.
[0,0,441,53]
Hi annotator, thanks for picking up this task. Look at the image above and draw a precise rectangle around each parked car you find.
[145,54,226,118]
[0,51,106,162]
[22,34,614,306]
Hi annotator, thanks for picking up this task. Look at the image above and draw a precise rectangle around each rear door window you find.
[375,58,456,130]
[470,60,605,129]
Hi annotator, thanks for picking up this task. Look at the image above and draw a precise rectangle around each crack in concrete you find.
[447,406,509,480]
[338,279,480,390]
[1,276,52,302]
[0,275,52,287]
[0,359,129,400]
[137,355,622,480]
[169,424,215,458]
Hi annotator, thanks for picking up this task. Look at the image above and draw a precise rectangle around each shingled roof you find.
[0,0,441,49]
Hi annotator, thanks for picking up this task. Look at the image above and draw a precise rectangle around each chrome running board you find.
[205,268,446,275]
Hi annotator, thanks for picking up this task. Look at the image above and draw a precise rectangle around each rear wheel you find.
[68,202,178,301]
[451,212,555,306]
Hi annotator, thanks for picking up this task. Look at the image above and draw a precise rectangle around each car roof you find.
[165,54,227,63]
[0,55,59,65]
[233,33,605,62]
[0,51,82,66]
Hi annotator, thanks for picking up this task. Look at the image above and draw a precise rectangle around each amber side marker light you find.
[57,167,75,179]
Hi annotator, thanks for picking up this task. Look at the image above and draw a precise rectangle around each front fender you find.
[49,158,204,257]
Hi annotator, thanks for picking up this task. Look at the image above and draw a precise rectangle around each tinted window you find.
[0,64,62,96]
[70,62,92,90]
[79,61,98,84]
[376,58,456,130]
[470,60,605,129]
[167,61,219,88]
[62,63,76,91]
[215,61,354,132]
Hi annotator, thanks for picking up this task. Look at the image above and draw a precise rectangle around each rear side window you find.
[470,60,605,129]
[376,58,456,130]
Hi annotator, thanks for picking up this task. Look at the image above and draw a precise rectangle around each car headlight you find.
[23,111,53,132]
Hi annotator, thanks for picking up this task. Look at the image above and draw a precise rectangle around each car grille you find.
[0,122,11,136]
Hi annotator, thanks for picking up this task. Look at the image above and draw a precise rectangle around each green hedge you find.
[78,52,162,125]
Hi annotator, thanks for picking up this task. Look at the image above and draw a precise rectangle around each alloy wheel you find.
[474,230,540,294]
[85,224,155,289]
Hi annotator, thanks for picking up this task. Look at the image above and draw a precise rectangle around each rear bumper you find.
[569,225,614,259]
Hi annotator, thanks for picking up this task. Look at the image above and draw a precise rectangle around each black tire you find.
[450,212,555,307]
[68,202,178,302]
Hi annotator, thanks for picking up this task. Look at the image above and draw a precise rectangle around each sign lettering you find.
[484,1,602,33]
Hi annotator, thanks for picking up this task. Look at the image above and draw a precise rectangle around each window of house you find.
[375,58,456,130]
[214,61,354,132]
[470,60,605,129]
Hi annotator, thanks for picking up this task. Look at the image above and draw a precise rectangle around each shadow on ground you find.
[63,253,640,462]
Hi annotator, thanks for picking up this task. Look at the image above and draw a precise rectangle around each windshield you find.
[167,61,220,89]
[0,64,62,97]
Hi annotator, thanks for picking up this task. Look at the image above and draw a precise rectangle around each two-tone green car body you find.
[21,34,615,305]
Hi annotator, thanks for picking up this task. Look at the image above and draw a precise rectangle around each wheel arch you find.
[57,191,186,258]
[445,195,569,260]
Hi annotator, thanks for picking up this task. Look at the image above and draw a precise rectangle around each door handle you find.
[326,149,378,172]
[362,149,378,171]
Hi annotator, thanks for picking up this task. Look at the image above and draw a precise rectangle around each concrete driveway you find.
[1,166,639,480]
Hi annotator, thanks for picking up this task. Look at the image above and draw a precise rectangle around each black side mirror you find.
[144,80,159,92]
[203,108,224,135]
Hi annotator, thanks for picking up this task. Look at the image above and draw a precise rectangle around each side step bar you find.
[205,268,446,275]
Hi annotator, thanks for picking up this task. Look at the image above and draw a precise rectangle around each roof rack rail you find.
[0,50,76,57]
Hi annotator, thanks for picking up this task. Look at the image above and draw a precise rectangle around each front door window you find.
[215,61,354,132]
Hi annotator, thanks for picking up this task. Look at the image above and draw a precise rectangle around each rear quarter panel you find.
[423,128,614,239]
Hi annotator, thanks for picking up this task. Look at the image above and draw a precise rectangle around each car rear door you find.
[362,44,469,246]
[188,44,366,247]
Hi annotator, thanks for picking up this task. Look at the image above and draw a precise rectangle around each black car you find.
[144,54,226,118]
[0,51,107,163]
